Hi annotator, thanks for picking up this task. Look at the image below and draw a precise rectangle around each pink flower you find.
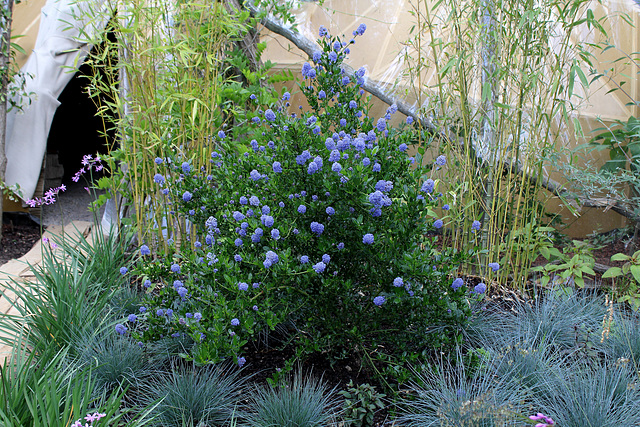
[42,237,49,244]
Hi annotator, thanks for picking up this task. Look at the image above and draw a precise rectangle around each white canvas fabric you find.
[5,0,110,201]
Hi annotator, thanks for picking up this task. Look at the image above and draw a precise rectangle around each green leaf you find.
[602,267,623,278]
[631,265,640,283]
[611,253,630,262]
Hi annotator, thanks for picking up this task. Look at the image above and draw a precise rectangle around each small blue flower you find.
[249,196,260,206]
[342,76,350,85]
[271,228,280,240]
[372,163,381,172]
[332,162,342,173]
[398,143,408,152]
[250,170,261,181]
[139,306,147,313]
[218,130,226,139]
[183,191,192,202]
[393,277,403,287]
[307,162,319,174]
[282,92,290,101]
[471,220,481,232]
[143,280,151,288]
[337,242,345,250]
[406,116,414,124]
[156,309,164,316]
[376,118,386,132]
[356,23,366,35]
[451,278,464,290]
[300,255,309,264]
[237,356,246,367]
[326,207,335,215]
[310,222,325,235]
[120,267,128,275]
[340,118,347,127]
[474,282,487,294]
[181,162,191,174]
[154,157,163,164]
[313,261,326,273]
[231,318,240,326]
[298,205,307,214]
[435,155,447,166]
[140,245,151,256]
[362,233,374,244]
[443,204,450,210]
[115,323,127,335]
[373,296,385,306]
[488,262,500,272]
[127,314,137,323]
[177,287,188,298]
[362,157,371,166]
[434,219,443,229]
[234,238,243,247]
[328,51,337,62]
[194,312,202,321]
[262,215,274,228]
[250,94,257,100]
[262,205,271,215]
[313,51,322,62]
[272,161,283,173]
[322,254,330,264]
[171,263,180,273]
[421,179,435,193]
[238,282,249,291]
[318,90,326,99]
[153,174,165,185]
[265,109,276,121]
[234,254,242,262]
[319,25,328,37]
[349,100,357,109]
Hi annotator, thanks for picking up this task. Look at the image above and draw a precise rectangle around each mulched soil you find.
[0,213,42,266]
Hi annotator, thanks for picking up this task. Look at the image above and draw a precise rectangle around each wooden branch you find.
[248,4,640,223]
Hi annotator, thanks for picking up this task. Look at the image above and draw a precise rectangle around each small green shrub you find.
[339,380,386,427]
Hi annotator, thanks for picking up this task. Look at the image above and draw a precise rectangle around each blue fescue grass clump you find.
[139,363,246,427]
[239,370,340,427]
[129,25,486,380]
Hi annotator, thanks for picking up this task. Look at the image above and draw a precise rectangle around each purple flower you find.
[319,25,328,37]
[355,23,366,35]
[298,205,307,214]
[337,242,345,250]
[262,215,274,228]
[139,306,147,313]
[372,163,381,172]
[250,170,262,181]
[115,323,127,335]
[171,263,181,273]
[362,233,374,244]
[362,157,371,166]
[373,296,385,306]
[313,51,322,62]
[218,130,226,139]
[127,314,137,323]
[155,157,163,164]
[529,413,555,426]
[435,155,447,166]
[342,76,350,85]
[421,179,435,193]
[140,245,151,256]
[234,254,242,262]
[177,287,188,298]
[393,277,403,287]
[349,100,357,109]
[332,162,342,173]
[376,118,386,132]
[472,220,481,232]
[329,51,338,62]
[339,118,347,127]
[488,262,500,272]
[237,356,246,367]
[182,162,191,174]
[262,205,271,215]
[271,228,280,240]
[406,116,414,124]
[182,191,192,202]
[433,219,443,229]
[265,109,276,121]
[313,262,326,273]
[120,267,128,275]
[301,255,309,264]
[318,90,326,99]
[443,204,450,210]
[310,222,325,235]
[194,312,202,321]
[154,174,165,185]
[326,207,335,215]
[398,143,408,152]
[474,282,487,294]
[231,318,240,326]
[238,282,249,291]
[234,238,243,247]
[452,278,464,290]
[322,254,331,264]
[308,162,318,174]
[249,196,260,206]
[272,161,283,173]
[156,309,164,316]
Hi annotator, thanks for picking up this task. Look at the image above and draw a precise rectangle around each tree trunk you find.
[0,0,15,247]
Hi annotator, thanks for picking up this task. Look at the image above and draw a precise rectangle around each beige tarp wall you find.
[9,0,640,236]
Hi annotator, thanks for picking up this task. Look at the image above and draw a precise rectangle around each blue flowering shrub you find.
[131,27,473,379]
